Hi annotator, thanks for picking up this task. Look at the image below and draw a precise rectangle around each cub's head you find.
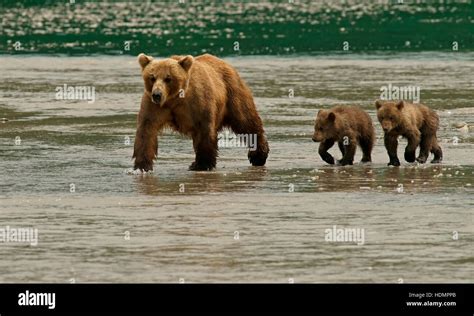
[375,100,404,133]
[312,109,338,142]
[138,53,194,106]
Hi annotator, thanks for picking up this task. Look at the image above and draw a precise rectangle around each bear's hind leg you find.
[416,133,431,163]
[247,127,269,167]
[430,138,443,164]
[227,107,269,166]
[337,137,356,166]
[223,73,269,166]
[358,133,374,163]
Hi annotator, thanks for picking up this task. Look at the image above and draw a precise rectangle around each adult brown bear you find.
[133,53,269,171]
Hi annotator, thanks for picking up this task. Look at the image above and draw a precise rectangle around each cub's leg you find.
[319,139,335,165]
[404,130,420,163]
[359,132,374,163]
[337,136,356,166]
[430,138,443,163]
[416,133,431,163]
[384,133,400,166]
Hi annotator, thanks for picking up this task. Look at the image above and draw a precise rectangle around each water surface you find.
[0,53,473,282]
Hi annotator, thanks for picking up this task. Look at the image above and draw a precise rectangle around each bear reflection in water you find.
[308,165,444,193]
[133,167,268,196]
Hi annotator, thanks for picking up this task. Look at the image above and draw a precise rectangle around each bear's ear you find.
[328,112,336,122]
[375,100,383,110]
[138,53,153,69]
[178,55,194,72]
[396,100,405,110]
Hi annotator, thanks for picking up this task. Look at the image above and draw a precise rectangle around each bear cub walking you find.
[375,100,442,166]
[312,106,375,166]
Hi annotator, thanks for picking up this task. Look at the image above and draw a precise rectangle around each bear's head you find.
[312,110,339,142]
[138,53,194,107]
[375,100,404,132]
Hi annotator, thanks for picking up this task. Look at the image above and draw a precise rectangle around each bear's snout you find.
[381,121,392,132]
[312,132,322,142]
[312,134,321,142]
[152,90,163,104]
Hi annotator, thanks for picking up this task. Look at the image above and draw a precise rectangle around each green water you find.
[1,0,474,56]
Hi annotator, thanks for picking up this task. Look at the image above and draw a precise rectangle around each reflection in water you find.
[134,167,268,196]
[276,164,463,194]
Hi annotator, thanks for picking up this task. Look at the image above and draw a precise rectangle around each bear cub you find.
[375,100,442,166]
[312,106,375,166]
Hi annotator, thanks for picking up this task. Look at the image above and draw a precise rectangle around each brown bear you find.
[375,100,443,166]
[132,53,269,171]
[312,106,375,166]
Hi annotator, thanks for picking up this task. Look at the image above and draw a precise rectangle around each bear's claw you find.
[337,159,353,166]
[134,160,153,172]
[404,151,416,163]
[248,150,268,166]
[388,158,401,166]
[416,156,428,164]
[189,161,215,171]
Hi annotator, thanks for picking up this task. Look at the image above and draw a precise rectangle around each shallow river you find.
[0,53,472,282]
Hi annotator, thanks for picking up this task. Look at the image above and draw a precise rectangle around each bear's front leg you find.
[404,131,420,163]
[133,121,156,172]
[189,132,218,171]
[133,95,170,171]
[384,133,400,166]
[318,139,335,165]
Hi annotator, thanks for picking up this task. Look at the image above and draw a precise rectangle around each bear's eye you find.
[149,75,156,83]
[164,77,171,83]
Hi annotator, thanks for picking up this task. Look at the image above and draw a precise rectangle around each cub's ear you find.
[138,53,153,69]
[178,55,194,72]
[328,112,336,122]
[375,100,383,110]
[396,100,405,110]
